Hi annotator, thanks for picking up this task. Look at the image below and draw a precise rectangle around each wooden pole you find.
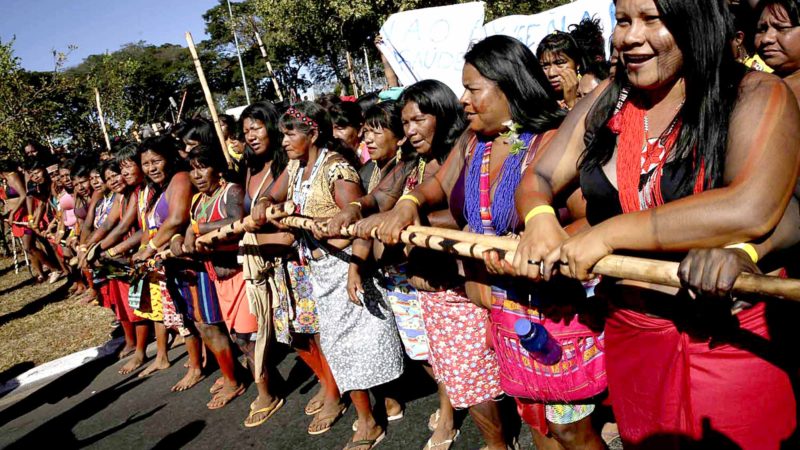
[94,88,112,151]
[254,31,285,102]
[282,218,800,303]
[345,50,359,97]
[195,201,296,247]
[363,47,373,92]
[185,31,233,170]
[177,90,188,121]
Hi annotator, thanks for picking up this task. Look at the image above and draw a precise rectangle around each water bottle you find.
[514,318,562,365]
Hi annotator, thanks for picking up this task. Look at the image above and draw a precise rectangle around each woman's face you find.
[243,118,270,156]
[58,168,73,191]
[30,168,45,185]
[141,150,168,185]
[755,4,800,76]
[119,159,143,187]
[89,170,105,192]
[460,63,512,135]
[401,102,438,156]
[281,127,315,161]
[613,0,683,91]
[104,169,125,194]
[181,138,199,160]
[189,160,219,194]
[363,124,399,164]
[72,176,91,198]
[540,50,578,94]
[333,124,360,149]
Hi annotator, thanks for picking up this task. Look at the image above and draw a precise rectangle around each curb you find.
[0,337,124,398]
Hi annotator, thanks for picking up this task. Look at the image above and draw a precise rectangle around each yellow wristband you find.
[398,194,421,207]
[170,234,182,243]
[148,240,158,251]
[524,205,556,224]
[725,243,759,263]
[107,247,117,257]
[349,201,362,209]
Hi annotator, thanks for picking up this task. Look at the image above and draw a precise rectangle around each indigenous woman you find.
[259,101,403,449]
[171,144,254,414]
[131,136,203,392]
[329,102,368,164]
[537,31,589,110]
[26,161,62,283]
[756,0,800,97]
[378,36,606,450]
[335,79,470,449]
[66,164,95,298]
[0,158,40,275]
[511,1,798,449]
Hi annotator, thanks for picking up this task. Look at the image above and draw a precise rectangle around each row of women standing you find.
[53,0,799,449]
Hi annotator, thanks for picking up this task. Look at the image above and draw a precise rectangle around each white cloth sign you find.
[378,0,615,97]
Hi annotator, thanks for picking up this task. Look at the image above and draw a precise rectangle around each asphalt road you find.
[0,341,537,449]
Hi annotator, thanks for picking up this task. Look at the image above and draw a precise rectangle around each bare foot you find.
[304,386,326,415]
[118,345,136,359]
[138,357,171,378]
[119,353,145,375]
[171,367,205,392]
[170,334,185,349]
[207,382,245,409]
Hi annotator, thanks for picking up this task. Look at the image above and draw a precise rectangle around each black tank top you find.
[579,158,693,226]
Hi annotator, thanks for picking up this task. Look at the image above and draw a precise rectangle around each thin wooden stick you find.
[94,88,112,151]
[195,201,296,247]
[283,218,800,303]
[177,90,188,121]
[185,32,233,170]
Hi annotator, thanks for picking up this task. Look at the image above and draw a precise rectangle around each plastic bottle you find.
[514,318,562,365]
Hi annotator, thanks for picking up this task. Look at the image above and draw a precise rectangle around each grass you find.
[0,257,115,378]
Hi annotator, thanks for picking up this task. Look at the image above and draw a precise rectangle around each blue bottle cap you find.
[514,318,533,337]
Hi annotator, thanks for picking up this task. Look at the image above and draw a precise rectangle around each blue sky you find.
[0,0,221,71]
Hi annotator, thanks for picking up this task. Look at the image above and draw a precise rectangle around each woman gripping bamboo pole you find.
[194,201,295,247]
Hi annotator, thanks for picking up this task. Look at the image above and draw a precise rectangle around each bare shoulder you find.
[736,71,794,108]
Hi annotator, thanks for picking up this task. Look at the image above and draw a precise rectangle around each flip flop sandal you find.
[207,383,245,410]
[428,409,440,432]
[308,405,348,435]
[352,410,404,431]
[343,431,386,450]
[209,377,225,395]
[244,397,285,428]
[305,397,325,416]
[423,430,460,449]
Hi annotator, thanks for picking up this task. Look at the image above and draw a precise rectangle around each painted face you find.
[540,50,578,94]
[189,159,219,194]
[460,63,512,136]
[401,101,438,156]
[119,159,143,187]
[613,0,683,91]
[243,118,270,156]
[281,127,315,161]
[58,168,73,190]
[182,138,199,160]
[89,170,105,192]
[363,123,399,164]
[577,74,601,99]
[333,124,360,149]
[141,150,168,185]
[755,4,800,76]
[104,168,125,194]
[72,175,91,198]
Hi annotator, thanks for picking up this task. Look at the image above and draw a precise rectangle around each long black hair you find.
[279,101,362,169]
[178,118,216,146]
[399,79,467,165]
[363,101,414,162]
[240,101,287,179]
[464,35,565,134]
[580,0,744,194]
[138,135,184,210]
[537,31,590,75]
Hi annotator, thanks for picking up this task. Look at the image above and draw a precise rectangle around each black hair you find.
[581,0,744,195]
[0,152,19,173]
[239,101,288,179]
[188,144,227,174]
[399,80,467,165]
[356,92,381,115]
[465,35,565,134]
[219,114,236,138]
[71,165,92,179]
[138,135,184,210]
[569,17,607,63]
[757,0,800,25]
[99,160,121,182]
[279,101,362,169]
[114,143,139,166]
[329,102,364,129]
[584,60,612,82]
[178,118,216,147]
[536,31,590,75]
[315,93,342,111]
[363,101,415,162]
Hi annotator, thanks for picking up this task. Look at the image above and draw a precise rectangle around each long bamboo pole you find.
[177,90,188,121]
[283,217,800,303]
[195,201,296,247]
[253,31,285,102]
[94,88,112,151]
[185,31,233,170]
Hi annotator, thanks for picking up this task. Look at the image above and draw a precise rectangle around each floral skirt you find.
[382,265,429,360]
[273,260,320,344]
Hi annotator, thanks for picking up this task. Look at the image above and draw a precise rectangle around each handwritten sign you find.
[378,0,615,97]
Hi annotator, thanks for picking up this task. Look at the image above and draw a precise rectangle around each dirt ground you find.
[0,256,115,380]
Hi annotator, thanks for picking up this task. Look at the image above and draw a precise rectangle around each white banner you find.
[378,2,486,97]
[378,0,615,97]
